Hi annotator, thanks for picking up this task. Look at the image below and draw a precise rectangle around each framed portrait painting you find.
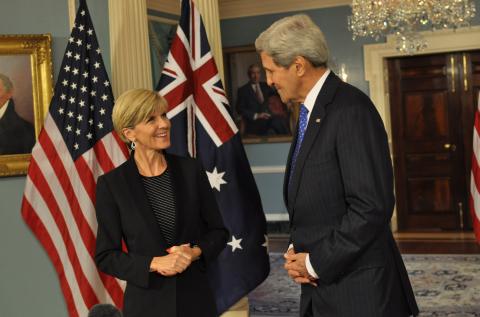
[223,45,298,144]
[0,34,53,176]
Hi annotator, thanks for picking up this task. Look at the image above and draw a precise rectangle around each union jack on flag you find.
[158,0,270,314]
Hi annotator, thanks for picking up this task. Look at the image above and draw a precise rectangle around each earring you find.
[130,140,136,151]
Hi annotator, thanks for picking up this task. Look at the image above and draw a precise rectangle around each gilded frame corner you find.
[0,34,53,177]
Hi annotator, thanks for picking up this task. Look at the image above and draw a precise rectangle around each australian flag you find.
[157,0,270,314]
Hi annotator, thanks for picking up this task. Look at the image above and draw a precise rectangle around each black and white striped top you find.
[141,168,176,245]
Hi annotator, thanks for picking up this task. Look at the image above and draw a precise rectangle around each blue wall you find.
[1,2,480,316]
[0,1,109,316]
[221,5,377,217]
[221,2,480,217]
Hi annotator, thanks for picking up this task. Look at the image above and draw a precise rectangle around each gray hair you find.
[255,14,329,68]
[0,73,13,92]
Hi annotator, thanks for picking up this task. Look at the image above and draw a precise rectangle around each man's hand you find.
[284,251,318,286]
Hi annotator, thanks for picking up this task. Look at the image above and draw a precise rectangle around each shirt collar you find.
[0,99,10,120]
[302,69,330,121]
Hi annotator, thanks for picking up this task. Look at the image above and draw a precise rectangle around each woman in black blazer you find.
[94,89,228,317]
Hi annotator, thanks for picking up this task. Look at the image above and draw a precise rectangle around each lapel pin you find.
[315,118,321,123]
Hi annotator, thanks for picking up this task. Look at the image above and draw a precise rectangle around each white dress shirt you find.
[0,99,10,120]
[288,69,330,280]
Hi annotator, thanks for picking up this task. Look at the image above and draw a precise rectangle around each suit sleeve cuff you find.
[306,253,319,279]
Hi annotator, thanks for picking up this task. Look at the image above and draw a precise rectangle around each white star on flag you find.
[227,235,243,252]
[206,167,227,191]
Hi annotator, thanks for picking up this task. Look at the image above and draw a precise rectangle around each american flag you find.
[470,91,480,243]
[157,0,270,314]
[21,1,128,316]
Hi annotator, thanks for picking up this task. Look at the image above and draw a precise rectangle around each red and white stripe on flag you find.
[21,115,128,316]
[470,91,480,243]
[20,1,129,316]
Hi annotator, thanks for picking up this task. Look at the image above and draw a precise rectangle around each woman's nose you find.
[158,116,170,127]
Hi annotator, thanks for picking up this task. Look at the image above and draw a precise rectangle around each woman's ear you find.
[122,127,135,143]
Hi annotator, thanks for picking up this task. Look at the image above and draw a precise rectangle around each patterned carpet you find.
[249,253,480,317]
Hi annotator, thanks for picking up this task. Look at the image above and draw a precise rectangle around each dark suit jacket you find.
[236,81,272,121]
[0,99,35,155]
[285,72,419,317]
[95,153,229,317]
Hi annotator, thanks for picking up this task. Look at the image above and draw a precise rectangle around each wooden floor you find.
[268,232,480,254]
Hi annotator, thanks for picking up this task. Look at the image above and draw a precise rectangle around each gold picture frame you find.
[0,34,53,177]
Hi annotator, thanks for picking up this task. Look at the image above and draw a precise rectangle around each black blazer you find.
[285,72,419,317]
[95,153,228,317]
[236,81,272,121]
[0,99,35,155]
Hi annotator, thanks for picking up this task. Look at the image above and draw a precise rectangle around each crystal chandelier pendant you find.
[395,32,427,55]
[348,0,477,54]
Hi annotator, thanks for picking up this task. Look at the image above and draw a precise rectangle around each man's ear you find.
[8,88,14,98]
[294,56,307,77]
[5,88,14,100]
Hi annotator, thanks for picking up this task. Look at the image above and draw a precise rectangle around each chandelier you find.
[348,0,477,54]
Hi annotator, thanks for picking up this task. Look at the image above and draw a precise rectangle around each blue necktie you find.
[288,104,309,192]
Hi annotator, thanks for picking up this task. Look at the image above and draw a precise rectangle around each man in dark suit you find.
[255,15,419,317]
[0,73,35,155]
[236,64,289,135]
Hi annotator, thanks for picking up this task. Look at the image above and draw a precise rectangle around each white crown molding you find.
[251,165,285,174]
[147,0,351,20]
[219,0,351,19]
[363,25,480,232]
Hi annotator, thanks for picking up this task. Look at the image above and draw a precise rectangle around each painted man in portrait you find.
[0,73,35,155]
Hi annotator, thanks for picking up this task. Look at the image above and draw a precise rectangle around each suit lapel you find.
[124,153,168,246]
[283,123,298,207]
[287,72,341,213]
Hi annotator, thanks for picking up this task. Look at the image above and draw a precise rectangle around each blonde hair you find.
[112,89,168,143]
[255,14,329,68]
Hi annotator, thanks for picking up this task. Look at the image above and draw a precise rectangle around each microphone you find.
[88,303,122,317]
